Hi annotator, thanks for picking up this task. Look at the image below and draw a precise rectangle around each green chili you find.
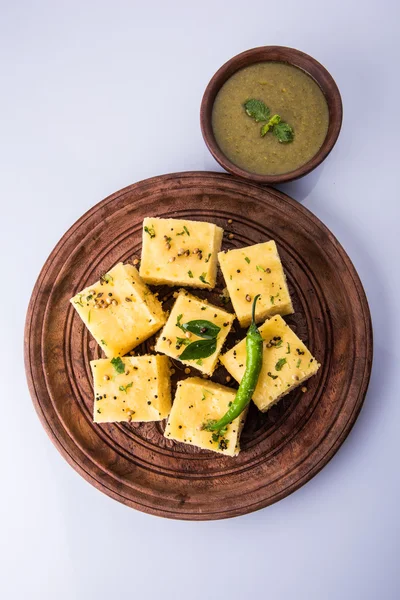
[205,295,263,432]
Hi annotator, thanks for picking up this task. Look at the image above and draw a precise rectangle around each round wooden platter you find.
[25,172,372,520]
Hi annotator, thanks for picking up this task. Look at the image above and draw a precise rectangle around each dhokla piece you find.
[164,377,247,456]
[70,262,166,358]
[220,315,320,412]
[155,290,234,375]
[218,240,294,327]
[91,355,171,423]
[139,217,223,289]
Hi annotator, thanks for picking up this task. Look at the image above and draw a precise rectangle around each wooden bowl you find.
[200,46,343,184]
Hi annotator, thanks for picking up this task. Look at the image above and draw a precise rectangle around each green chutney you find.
[212,62,329,176]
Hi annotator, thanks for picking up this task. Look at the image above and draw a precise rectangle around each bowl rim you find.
[200,45,343,184]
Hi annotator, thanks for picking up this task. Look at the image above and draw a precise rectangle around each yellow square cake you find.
[91,355,171,423]
[164,377,247,456]
[154,290,234,375]
[139,217,223,289]
[220,315,320,412]
[70,262,166,358]
[218,240,293,327]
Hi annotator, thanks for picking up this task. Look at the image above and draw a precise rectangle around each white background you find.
[1,1,399,599]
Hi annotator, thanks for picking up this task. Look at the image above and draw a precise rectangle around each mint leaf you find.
[179,338,217,360]
[273,121,294,143]
[260,114,281,137]
[244,99,270,122]
[111,357,125,374]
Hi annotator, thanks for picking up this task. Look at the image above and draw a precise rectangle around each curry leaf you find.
[182,320,220,339]
[179,338,217,360]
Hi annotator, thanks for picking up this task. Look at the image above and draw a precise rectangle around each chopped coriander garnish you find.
[188,270,194,278]
[196,359,203,366]
[100,339,107,346]
[119,382,133,393]
[275,358,287,371]
[176,314,185,332]
[296,359,302,368]
[86,294,93,301]
[267,371,278,380]
[176,337,190,348]
[176,226,190,236]
[270,292,280,305]
[199,273,210,285]
[100,273,113,284]
[275,339,283,348]
[111,356,125,374]
[144,225,156,238]
[201,388,213,401]
[73,294,84,307]
[286,343,291,354]
[244,256,250,264]
[88,310,91,323]
[205,253,212,263]
[256,265,266,272]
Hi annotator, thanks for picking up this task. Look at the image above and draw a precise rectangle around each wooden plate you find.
[24,172,372,520]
